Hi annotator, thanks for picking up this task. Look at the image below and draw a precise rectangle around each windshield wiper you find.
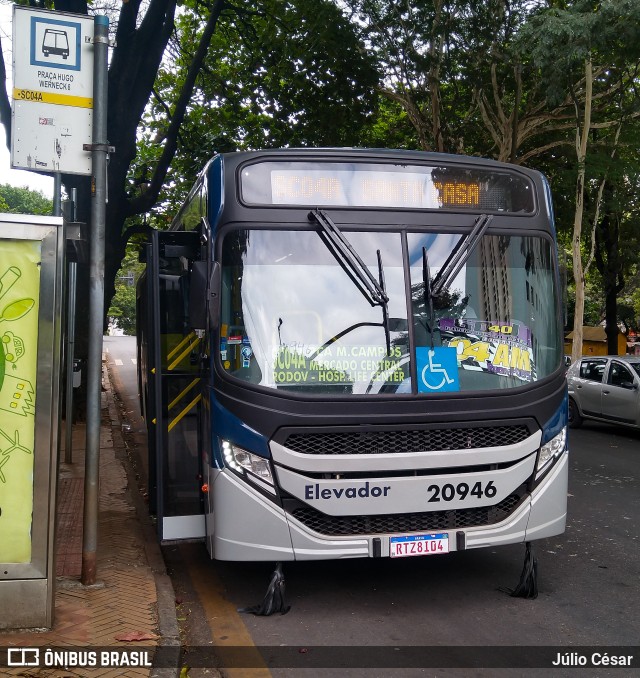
[422,246,436,350]
[377,249,391,354]
[308,208,391,354]
[309,209,389,306]
[431,214,493,297]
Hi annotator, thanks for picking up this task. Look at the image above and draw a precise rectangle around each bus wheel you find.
[568,398,583,429]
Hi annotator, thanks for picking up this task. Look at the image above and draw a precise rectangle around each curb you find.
[105,364,181,678]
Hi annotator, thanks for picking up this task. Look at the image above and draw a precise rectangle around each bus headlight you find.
[221,440,274,485]
[536,427,567,477]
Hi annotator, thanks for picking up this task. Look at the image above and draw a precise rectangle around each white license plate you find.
[389,533,449,558]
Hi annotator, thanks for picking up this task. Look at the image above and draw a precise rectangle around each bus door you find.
[142,229,207,541]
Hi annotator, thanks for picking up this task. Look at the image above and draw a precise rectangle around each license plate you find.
[389,533,449,558]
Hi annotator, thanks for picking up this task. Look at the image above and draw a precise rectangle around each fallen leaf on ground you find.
[114,631,159,642]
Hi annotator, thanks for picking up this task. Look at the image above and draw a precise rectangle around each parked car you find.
[566,355,640,429]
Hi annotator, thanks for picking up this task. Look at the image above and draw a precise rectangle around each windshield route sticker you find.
[439,318,536,382]
[272,344,405,388]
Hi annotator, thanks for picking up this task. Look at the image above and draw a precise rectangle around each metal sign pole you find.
[54,173,63,466]
[64,261,77,463]
[64,188,78,463]
[53,173,62,217]
[81,14,109,586]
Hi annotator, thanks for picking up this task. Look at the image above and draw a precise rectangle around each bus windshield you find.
[220,228,561,395]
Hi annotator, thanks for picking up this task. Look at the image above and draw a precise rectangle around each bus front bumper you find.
[205,453,568,561]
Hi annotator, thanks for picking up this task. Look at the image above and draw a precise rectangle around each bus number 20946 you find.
[427,481,497,503]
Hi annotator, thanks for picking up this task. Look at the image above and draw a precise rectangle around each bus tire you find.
[568,398,583,429]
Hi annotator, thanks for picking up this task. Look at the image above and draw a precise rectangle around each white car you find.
[566,355,640,429]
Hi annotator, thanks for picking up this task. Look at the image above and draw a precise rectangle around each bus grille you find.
[283,425,530,456]
[290,490,525,536]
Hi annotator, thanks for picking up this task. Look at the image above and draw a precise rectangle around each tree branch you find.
[517,140,573,165]
[475,90,502,152]
[378,86,431,151]
[0,37,11,150]
[585,122,622,275]
[490,62,508,128]
[128,0,227,215]
[107,0,178,182]
[121,222,154,248]
[510,63,522,163]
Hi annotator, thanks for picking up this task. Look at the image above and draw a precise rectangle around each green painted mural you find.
[0,241,40,563]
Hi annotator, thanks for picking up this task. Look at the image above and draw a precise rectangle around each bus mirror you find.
[189,261,208,330]
[208,261,221,330]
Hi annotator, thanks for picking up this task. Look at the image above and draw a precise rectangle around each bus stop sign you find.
[11,6,94,175]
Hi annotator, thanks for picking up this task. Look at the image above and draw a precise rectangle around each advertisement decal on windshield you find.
[439,318,536,382]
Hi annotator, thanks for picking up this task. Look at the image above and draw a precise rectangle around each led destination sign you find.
[241,161,534,212]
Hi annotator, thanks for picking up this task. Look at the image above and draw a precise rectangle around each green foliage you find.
[0,184,53,215]
[342,0,542,156]
[22,0,634,344]
[107,245,145,335]
[134,0,379,215]
[360,99,420,151]
[518,0,640,106]
[565,283,604,330]
[108,283,137,335]
[617,303,638,333]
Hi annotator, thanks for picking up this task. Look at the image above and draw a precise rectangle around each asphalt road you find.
[104,336,640,677]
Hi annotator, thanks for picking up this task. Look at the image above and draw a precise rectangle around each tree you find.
[136,0,379,217]
[592,133,640,353]
[341,0,575,161]
[1,0,378,291]
[519,0,640,359]
[0,184,53,215]
[339,1,640,362]
[1,0,377,409]
[342,0,476,154]
[1,0,211,366]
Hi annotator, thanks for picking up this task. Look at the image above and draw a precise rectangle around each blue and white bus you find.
[137,148,567,576]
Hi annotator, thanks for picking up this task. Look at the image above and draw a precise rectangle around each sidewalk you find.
[0,360,180,678]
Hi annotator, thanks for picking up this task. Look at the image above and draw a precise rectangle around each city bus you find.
[137,148,567,579]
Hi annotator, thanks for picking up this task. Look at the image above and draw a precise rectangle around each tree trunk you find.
[605,291,619,355]
[570,57,593,363]
[428,0,444,153]
[595,206,624,356]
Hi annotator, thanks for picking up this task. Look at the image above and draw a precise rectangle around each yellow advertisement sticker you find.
[0,240,41,563]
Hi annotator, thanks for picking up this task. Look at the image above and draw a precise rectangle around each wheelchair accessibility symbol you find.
[416,346,460,393]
